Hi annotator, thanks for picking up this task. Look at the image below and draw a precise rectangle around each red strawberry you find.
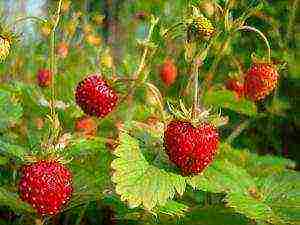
[244,63,279,101]
[75,75,118,118]
[19,160,73,216]
[159,58,177,87]
[225,78,244,98]
[37,69,52,87]
[75,116,97,138]
[164,120,219,175]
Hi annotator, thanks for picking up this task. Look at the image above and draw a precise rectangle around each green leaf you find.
[258,172,300,224]
[0,156,8,165]
[225,171,300,225]
[226,192,282,224]
[0,187,34,214]
[203,90,257,117]
[220,143,295,178]
[156,200,189,217]
[111,132,186,211]
[153,205,251,225]
[0,140,27,160]
[215,150,300,224]
[66,137,107,158]
[67,139,112,210]
[187,159,256,194]
[186,146,300,224]
[0,88,23,130]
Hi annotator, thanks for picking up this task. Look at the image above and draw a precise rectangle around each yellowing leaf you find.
[111,132,186,211]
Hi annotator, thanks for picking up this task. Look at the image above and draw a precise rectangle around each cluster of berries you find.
[0,3,280,216]
[226,63,279,102]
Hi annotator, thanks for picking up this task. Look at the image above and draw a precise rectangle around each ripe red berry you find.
[75,75,118,118]
[37,69,52,87]
[225,78,244,98]
[75,116,97,138]
[164,120,219,175]
[244,63,279,101]
[159,58,177,87]
[19,160,73,216]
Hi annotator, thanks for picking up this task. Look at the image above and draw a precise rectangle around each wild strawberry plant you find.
[0,0,299,225]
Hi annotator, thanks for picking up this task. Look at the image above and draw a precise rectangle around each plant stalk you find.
[192,57,202,120]
[120,16,158,103]
[133,16,159,80]
[238,25,271,63]
[12,16,47,27]
[49,0,63,119]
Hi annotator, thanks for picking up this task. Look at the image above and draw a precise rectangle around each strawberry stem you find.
[120,16,158,104]
[134,16,159,81]
[11,16,47,28]
[48,0,63,148]
[192,57,202,120]
[238,25,271,63]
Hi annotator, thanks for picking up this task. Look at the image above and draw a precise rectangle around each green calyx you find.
[167,100,228,128]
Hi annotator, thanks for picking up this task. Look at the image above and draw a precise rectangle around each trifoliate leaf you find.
[111,132,186,211]
[203,90,257,117]
[0,187,34,214]
[0,88,23,130]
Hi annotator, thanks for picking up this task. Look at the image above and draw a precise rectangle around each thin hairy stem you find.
[120,16,159,103]
[12,16,47,27]
[49,0,63,119]
[192,57,202,120]
[238,25,271,63]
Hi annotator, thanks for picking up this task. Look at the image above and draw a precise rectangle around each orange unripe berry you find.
[159,58,178,86]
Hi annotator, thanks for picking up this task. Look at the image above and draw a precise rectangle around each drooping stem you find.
[238,25,271,63]
[11,16,47,28]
